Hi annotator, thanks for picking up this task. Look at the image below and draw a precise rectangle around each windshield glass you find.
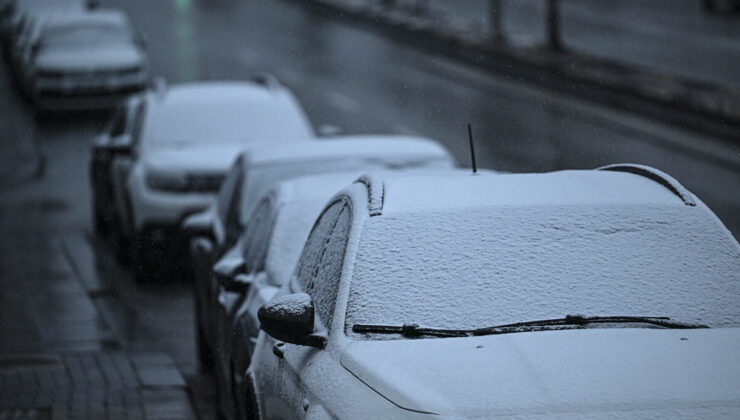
[346,205,740,337]
[43,25,130,47]
[142,98,312,147]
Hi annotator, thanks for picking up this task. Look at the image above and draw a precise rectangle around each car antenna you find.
[467,123,477,174]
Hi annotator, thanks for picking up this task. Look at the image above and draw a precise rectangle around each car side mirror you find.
[258,293,327,349]
[182,211,214,238]
[212,255,246,291]
[317,124,343,137]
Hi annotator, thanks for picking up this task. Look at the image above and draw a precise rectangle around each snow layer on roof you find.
[239,149,454,222]
[379,170,689,215]
[346,203,740,334]
[243,135,453,165]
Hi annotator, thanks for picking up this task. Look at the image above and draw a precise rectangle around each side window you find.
[216,161,245,247]
[294,202,343,292]
[308,204,351,329]
[293,201,351,329]
[109,108,126,137]
[242,198,276,273]
[130,101,147,147]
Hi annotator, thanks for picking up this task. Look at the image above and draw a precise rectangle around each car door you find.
[111,99,146,242]
[260,201,350,420]
[215,196,277,415]
[91,106,127,233]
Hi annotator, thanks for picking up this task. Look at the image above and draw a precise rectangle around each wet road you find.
[2,0,739,418]
[426,0,740,89]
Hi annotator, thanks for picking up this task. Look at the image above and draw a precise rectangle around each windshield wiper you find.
[472,315,709,336]
[353,315,708,339]
[352,323,469,338]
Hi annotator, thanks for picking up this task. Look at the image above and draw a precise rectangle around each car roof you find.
[151,80,292,107]
[240,136,454,166]
[352,166,707,217]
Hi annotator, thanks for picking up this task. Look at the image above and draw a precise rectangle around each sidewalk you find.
[290,0,740,140]
[0,223,195,419]
[0,213,196,419]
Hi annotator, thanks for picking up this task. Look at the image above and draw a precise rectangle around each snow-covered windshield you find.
[43,25,131,47]
[142,100,312,147]
[346,204,740,337]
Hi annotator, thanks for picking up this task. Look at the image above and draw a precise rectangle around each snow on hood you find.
[341,328,740,418]
[35,44,144,72]
[142,143,245,175]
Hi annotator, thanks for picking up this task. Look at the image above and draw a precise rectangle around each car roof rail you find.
[597,163,696,206]
[248,72,281,90]
[354,174,385,216]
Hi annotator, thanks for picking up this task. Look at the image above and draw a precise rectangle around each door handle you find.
[272,341,285,358]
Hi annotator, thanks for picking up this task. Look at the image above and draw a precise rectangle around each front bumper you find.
[32,74,148,111]
[128,166,217,233]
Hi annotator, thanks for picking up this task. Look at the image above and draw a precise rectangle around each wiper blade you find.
[353,315,708,339]
[473,315,709,336]
[352,323,469,338]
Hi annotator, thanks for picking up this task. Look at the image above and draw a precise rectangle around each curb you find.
[291,0,740,141]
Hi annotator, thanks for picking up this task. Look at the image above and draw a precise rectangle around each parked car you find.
[89,78,314,282]
[248,165,740,419]
[210,172,376,420]
[21,9,148,110]
[186,136,457,388]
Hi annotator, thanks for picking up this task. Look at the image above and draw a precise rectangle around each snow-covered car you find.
[248,165,740,419]
[186,137,457,396]
[211,173,373,420]
[91,79,314,282]
[23,9,149,110]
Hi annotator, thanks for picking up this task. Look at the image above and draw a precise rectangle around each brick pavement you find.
[0,223,197,419]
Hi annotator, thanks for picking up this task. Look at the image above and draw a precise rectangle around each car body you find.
[19,9,149,110]
[213,173,375,420]
[89,79,314,281]
[249,165,740,419]
[185,137,457,416]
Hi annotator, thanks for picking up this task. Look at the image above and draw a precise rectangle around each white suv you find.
[94,78,313,281]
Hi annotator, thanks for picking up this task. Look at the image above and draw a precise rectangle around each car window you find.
[241,197,277,273]
[109,107,126,137]
[294,201,344,293]
[306,203,351,329]
[216,160,245,247]
[130,100,146,147]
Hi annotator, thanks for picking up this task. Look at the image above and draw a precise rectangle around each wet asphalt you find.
[1,0,739,418]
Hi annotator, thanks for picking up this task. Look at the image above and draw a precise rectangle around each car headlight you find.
[145,171,189,192]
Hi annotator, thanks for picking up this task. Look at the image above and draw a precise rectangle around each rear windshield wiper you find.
[353,315,708,339]
[472,315,709,336]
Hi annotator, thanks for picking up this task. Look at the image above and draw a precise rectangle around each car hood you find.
[142,143,244,175]
[340,328,740,418]
[35,43,145,72]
